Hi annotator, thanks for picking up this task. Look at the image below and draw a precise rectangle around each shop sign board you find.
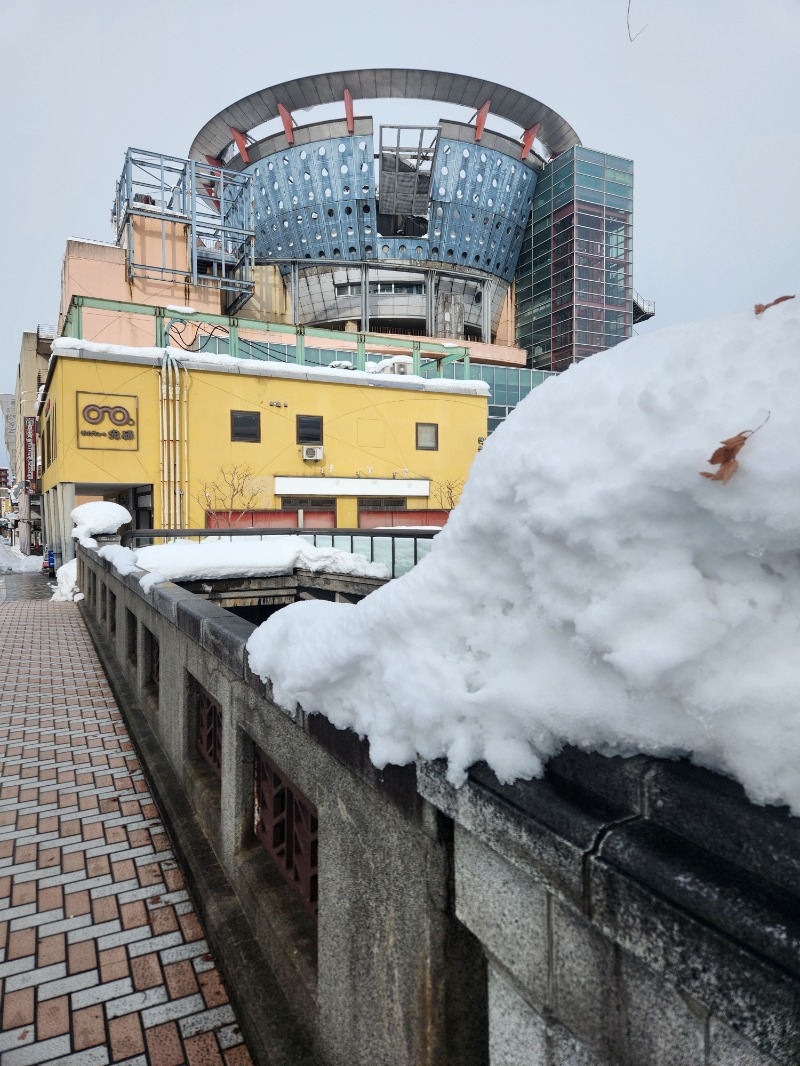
[77,393,138,450]
[23,416,36,482]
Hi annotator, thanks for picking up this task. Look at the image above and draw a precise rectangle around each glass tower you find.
[515,147,634,373]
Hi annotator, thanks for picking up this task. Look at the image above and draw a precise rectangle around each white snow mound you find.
[98,536,388,587]
[247,298,800,812]
[51,558,83,602]
[0,544,44,573]
[70,501,131,544]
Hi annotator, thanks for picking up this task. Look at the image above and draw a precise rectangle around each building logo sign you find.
[23,416,37,483]
[77,392,138,450]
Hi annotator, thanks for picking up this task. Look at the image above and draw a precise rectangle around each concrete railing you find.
[77,544,487,1066]
[77,543,800,1066]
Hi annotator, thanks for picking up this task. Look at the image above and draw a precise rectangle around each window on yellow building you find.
[416,423,438,450]
[231,410,261,443]
[297,415,323,445]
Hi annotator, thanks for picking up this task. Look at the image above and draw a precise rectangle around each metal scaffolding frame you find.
[112,149,255,312]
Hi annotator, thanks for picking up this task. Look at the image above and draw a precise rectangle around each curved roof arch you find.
[188,68,581,162]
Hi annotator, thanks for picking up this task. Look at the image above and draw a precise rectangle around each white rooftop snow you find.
[49,337,489,397]
[247,297,800,814]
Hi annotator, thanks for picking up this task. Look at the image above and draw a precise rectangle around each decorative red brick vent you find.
[254,746,319,921]
[196,682,222,777]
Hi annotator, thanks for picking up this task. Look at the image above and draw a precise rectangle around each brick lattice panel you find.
[195,683,222,779]
[254,747,318,921]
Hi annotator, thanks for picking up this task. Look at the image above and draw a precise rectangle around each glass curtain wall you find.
[515,147,633,373]
[420,362,554,434]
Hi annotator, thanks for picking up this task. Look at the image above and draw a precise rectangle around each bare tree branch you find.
[431,478,465,510]
[192,465,260,527]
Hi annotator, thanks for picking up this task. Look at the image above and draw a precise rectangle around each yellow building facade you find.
[39,340,487,562]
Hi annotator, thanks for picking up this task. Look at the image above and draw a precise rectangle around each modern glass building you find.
[110,70,651,429]
[515,147,647,373]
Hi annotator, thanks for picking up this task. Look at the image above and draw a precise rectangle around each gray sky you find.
[0,0,797,414]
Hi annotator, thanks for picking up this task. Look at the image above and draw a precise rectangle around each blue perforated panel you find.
[248,135,536,283]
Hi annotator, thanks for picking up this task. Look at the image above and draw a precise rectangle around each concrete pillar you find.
[55,482,76,564]
[426,270,436,337]
[481,280,492,343]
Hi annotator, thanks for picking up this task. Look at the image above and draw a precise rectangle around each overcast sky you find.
[0,0,797,458]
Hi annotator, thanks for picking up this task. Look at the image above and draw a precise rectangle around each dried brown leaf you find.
[699,415,770,485]
[754,294,795,316]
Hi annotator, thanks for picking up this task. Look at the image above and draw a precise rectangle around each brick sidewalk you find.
[0,600,254,1066]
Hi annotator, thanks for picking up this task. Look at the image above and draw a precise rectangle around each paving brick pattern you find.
[0,600,254,1066]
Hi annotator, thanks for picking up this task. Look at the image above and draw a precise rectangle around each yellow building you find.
[39,334,487,562]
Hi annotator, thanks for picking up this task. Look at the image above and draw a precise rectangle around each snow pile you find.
[0,544,44,574]
[51,559,83,602]
[98,535,389,590]
[70,501,131,547]
[247,298,800,813]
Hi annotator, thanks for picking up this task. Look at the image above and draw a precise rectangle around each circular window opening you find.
[341,164,348,175]
[300,150,307,160]
[338,143,346,153]
[362,204,370,213]
[345,206,352,215]
[319,146,326,156]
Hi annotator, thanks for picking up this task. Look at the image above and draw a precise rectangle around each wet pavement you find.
[0,573,54,603]
[0,590,254,1065]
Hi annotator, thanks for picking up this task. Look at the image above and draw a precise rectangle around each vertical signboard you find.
[23,416,36,484]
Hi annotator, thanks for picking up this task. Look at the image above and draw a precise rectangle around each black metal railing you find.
[119,526,439,579]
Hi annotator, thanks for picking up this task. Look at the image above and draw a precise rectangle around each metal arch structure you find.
[188,69,582,165]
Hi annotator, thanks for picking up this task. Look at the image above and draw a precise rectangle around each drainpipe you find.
[158,359,168,528]
[181,363,191,526]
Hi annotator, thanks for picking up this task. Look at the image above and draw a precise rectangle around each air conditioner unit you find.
[302,445,324,461]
